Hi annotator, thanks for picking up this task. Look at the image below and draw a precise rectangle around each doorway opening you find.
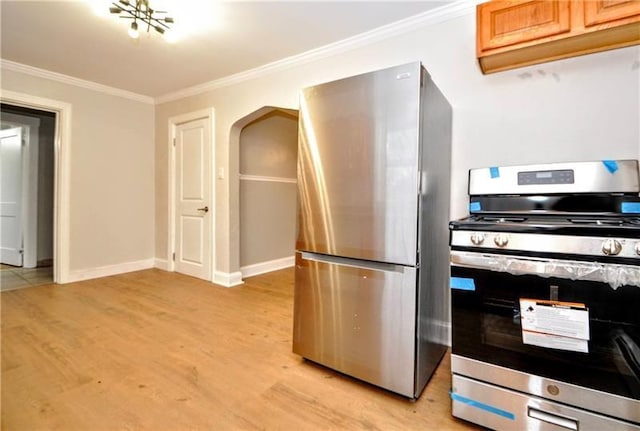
[237,108,299,279]
[0,104,55,290]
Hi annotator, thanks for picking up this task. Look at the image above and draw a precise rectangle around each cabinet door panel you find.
[478,0,571,51]
[584,0,640,27]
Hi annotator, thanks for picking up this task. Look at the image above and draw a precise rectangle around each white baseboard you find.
[240,256,294,279]
[154,258,170,271]
[154,259,242,288]
[213,271,244,288]
[66,258,155,283]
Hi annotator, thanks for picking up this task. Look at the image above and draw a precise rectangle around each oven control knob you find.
[635,242,640,256]
[494,234,509,247]
[602,239,622,256]
[470,233,485,245]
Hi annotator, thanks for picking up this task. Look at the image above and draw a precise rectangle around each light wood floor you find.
[1,268,482,430]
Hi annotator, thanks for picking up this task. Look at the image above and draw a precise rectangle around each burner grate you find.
[478,216,527,223]
[569,219,625,226]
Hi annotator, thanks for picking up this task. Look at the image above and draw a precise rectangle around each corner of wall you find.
[213,271,244,288]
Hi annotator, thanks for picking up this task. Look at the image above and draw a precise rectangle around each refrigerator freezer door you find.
[292,251,417,397]
[297,62,421,266]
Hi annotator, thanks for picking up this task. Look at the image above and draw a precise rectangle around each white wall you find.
[1,69,155,277]
[155,7,640,276]
[1,4,636,282]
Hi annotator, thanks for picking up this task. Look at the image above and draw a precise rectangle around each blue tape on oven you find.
[602,160,619,174]
[469,201,481,212]
[450,392,515,420]
[450,277,476,291]
[621,202,640,213]
[490,167,500,178]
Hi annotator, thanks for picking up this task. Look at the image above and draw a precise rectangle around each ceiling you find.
[1,1,452,99]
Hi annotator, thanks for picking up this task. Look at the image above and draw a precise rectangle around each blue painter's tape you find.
[469,201,482,212]
[602,160,619,174]
[622,202,640,213]
[451,277,476,291]
[490,167,500,178]
[451,392,515,420]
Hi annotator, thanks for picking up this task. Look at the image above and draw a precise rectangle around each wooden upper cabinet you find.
[477,0,640,74]
[583,1,640,27]
[478,1,571,50]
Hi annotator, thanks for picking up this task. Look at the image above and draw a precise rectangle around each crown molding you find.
[1,0,480,106]
[155,0,480,104]
[0,59,154,105]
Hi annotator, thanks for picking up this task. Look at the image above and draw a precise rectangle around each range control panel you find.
[468,160,639,195]
[518,169,574,185]
[450,230,640,259]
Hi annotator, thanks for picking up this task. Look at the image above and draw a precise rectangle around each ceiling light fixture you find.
[109,0,174,39]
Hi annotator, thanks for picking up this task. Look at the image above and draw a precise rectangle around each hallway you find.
[0,264,53,291]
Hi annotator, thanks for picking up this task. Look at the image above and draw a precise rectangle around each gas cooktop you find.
[451,214,640,237]
[450,160,640,260]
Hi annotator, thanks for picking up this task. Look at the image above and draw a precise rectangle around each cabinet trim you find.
[477,0,640,74]
[479,20,640,73]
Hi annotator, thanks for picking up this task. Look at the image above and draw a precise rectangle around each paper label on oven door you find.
[520,299,590,353]
[521,332,589,353]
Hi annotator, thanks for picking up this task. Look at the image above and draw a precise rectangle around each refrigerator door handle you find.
[300,251,405,273]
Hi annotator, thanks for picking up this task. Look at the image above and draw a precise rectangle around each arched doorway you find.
[229,106,298,280]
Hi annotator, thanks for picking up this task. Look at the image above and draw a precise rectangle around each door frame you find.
[167,108,215,279]
[0,90,72,283]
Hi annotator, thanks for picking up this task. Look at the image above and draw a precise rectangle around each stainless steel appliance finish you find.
[296,62,421,266]
[293,62,453,398]
[294,252,417,396]
[449,160,640,429]
[451,231,640,260]
[468,160,640,196]
[452,372,640,431]
[452,355,640,425]
[451,251,640,288]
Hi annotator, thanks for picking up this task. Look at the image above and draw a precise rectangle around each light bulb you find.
[128,21,139,39]
[164,30,177,43]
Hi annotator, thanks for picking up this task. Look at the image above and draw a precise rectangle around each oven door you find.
[450,250,640,422]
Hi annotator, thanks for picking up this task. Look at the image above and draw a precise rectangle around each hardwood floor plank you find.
[1,268,482,430]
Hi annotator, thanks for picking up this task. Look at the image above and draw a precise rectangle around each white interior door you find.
[0,127,24,266]
[174,118,211,280]
[2,113,41,269]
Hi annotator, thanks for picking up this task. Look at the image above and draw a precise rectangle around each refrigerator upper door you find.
[297,62,422,266]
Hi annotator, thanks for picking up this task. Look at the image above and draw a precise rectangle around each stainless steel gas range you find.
[449,160,640,430]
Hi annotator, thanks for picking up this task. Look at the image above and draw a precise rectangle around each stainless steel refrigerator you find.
[292,62,452,399]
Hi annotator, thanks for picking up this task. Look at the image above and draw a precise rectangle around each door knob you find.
[197,206,209,213]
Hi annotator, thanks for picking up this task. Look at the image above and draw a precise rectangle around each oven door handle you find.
[450,251,640,289]
[528,407,578,430]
